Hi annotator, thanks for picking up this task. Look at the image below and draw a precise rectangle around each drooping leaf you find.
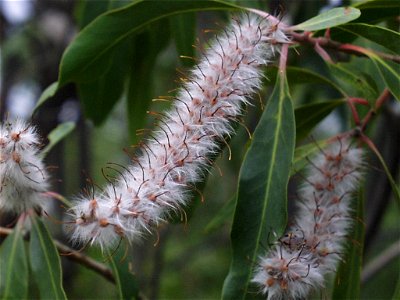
[29,216,67,300]
[204,195,236,234]
[332,186,365,299]
[295,100,345,143]
[170,12,196,68]
[327,62,378,102]
[33,82,59,114]
[40,122,76,158]
[369,56,400,102]
[108,247,139,300]
[0,226,28,299]
[222,69,295,299]
[337,23,400,54]
[291,7,361,31]
[354,0,400,24]
[58,0,241,86]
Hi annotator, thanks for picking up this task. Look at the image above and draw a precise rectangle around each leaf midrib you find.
[241,75,287,298]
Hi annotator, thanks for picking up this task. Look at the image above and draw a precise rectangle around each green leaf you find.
[107,247,139,300]
[332,186,365,299]
[291,7,361,31]
[59,0,241,86]
[222,70,295,299]
[29,217,67,300]
[366,138,400,207]
[354,0,400,24]
[337,23,400,54]
[295,100,345,143]
[353,46,400,101]
[33,82,59,114]
[77,41,130,125]
[40,122,75,158]
[170,13,196,68]
[126,22,170,143]
[393,274,400,300]
[327,62,378,101]
[204,195,236,234]
[0,226,28,299]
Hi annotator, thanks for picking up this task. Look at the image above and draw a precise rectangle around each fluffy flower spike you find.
[69,13,288,249]
[0,119,49,213]
[252,137,364,299]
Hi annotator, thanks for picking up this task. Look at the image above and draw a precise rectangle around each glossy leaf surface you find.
[30,217,67,300]
[222,71,295,299]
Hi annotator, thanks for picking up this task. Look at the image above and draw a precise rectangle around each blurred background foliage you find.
[1,0,399,299]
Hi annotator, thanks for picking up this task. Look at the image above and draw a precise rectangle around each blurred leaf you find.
[126,22,170,144]
[0,226,28,299]
[394,274,400,300]
[354,0,400,24]
[30,217,67,300]
[41,122,76,158]
[368,55,400,102]
[292,139,329,175]
[332,186,365,299]
[364,136,400,207]
[170,13,196,68]
[59,0,241,86]
[222,70,295,299]
[337,23,400,54]
[33,82,59,114]
[204,195,236,234]
[295,100,345,143]
[108,247,139,300]
[328,63,378,101]
[291,7,360,31]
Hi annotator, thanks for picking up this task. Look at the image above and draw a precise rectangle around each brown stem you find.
[361,89,391,131]
[0,226,115,284]
[289,32,400,63]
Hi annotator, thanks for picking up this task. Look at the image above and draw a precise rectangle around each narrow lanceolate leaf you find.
[295,100,345,143]
[108,247,139,300]
[33,81,59,114]
[291,7,360,31]
[58,0,241,86]
[332,186,365,299]
[222,72,295,299]
[354,0,400,24]
[0,227,28,299]
[327,63,378,102]
[354,47,400,102]
[29,217,67,300]
[41,122,76,158]
[338,23,400,54]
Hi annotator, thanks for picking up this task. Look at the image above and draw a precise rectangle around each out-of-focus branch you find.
[362,239,400,283]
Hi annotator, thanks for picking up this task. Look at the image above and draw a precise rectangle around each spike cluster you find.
[252,138,364,299]
[0,119,49,214]
[69,14,288,249]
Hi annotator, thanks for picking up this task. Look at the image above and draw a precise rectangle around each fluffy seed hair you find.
[252,138,364,300]
[0,119,49,213]
[68,13,288,250]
